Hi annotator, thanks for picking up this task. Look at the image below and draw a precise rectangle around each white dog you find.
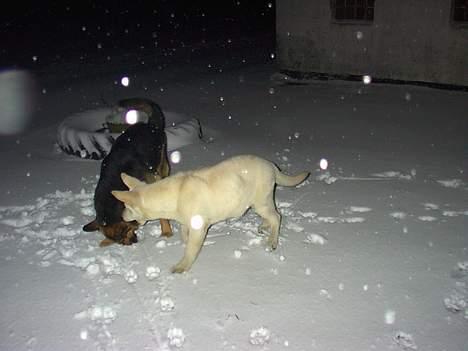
[112,155,309,273]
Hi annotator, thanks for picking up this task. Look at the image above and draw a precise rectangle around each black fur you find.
[86,98,168,243]
[95,123,165,226]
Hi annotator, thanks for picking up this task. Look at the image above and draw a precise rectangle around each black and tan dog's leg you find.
[143,146,169,184]
[140,174,172,236]
[143,170,172,236]
[156,145,170,179]
[144,148,173,237]
[157,147,173,237]
[159,219,172,237]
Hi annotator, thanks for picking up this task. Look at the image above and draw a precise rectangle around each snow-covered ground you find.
[0,49,467,351]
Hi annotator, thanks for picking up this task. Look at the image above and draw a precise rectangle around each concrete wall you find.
[276,0,468,86]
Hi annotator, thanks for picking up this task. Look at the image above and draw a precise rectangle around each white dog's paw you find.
[171,262,189,274]
[267,236,278,250]
[171,265,185,274]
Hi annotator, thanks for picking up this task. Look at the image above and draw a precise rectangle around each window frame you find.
[451,0,468,27]
[330,0,375,25]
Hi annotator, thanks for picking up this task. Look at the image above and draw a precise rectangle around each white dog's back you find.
[178,155,308,223]
[193,154,308,187]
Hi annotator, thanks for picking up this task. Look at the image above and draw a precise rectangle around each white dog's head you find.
[112,173,147,224]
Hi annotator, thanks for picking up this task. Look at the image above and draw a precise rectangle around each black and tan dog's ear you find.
[83,219,100,232]
[120,172,144,190]
[111,190,138,205]
[99,238,115,247]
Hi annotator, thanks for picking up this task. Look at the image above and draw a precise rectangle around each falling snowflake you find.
[170,151,181,164]
[190,215,204,230]
[362,75,372,84]
[121,76,130,87]
[319,158,328,170]
[125,110,138,125]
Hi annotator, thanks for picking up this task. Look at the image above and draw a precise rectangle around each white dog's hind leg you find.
[171,226,208,273]
[254,203,281,250]
[266,211,281,250]
[180,224,189,243]
[258,219,269,234]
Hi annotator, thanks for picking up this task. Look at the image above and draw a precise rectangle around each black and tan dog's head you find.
[83,219,139,247]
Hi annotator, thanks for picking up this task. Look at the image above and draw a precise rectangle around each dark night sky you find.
[1,1,275,69]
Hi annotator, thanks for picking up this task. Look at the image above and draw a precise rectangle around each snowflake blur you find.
[125,110,138,125]
[121,76,130,87]
[170,151,181,164]
[319,158,328,170]
[190,215,204,230]
[385,310,396,324]
[362,75,372,85]
[0,70,35,135]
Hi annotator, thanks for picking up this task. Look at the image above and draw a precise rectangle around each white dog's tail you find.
[274,167,310,187]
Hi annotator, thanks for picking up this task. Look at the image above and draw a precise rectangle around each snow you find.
[0,44,467,351]
[304,233,328,245]
[146,266,161,280]
[249,327,271,345]
[160,297,175,312]
[394,331,418,350]
[167,327,186,348]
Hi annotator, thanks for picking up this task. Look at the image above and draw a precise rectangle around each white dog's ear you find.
[111,190,139,205]
[120,173,144,190]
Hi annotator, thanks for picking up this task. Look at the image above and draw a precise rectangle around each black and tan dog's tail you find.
[274,167,309,187]
[147,100,165,129]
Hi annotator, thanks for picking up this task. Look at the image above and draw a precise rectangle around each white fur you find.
[112,155,309,273]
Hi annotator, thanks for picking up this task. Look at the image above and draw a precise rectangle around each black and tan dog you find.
[83,98,172,246]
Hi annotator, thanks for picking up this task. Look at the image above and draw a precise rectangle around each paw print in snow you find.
[167,327,185,348]
[249,327,271,345]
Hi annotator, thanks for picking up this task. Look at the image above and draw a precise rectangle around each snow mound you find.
[436,179,464,188]
[390,212,407,220]
[444,261,468,318]
[394,331,418,350]
[316,172,338,184]
[315,216,366,224]
[304,233,327,245]
[74,305,117,324]
[346,206,372,213]
[422,203,439,210]
[372,170,415,180]
[417,216,437,222]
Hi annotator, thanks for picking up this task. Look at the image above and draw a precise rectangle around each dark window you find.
[453,0,468,22]
[331,0,375,22]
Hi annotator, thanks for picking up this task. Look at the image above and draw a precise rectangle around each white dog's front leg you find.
[171,227,207,273]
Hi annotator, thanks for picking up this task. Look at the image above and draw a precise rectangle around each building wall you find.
[276,0,468,86]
